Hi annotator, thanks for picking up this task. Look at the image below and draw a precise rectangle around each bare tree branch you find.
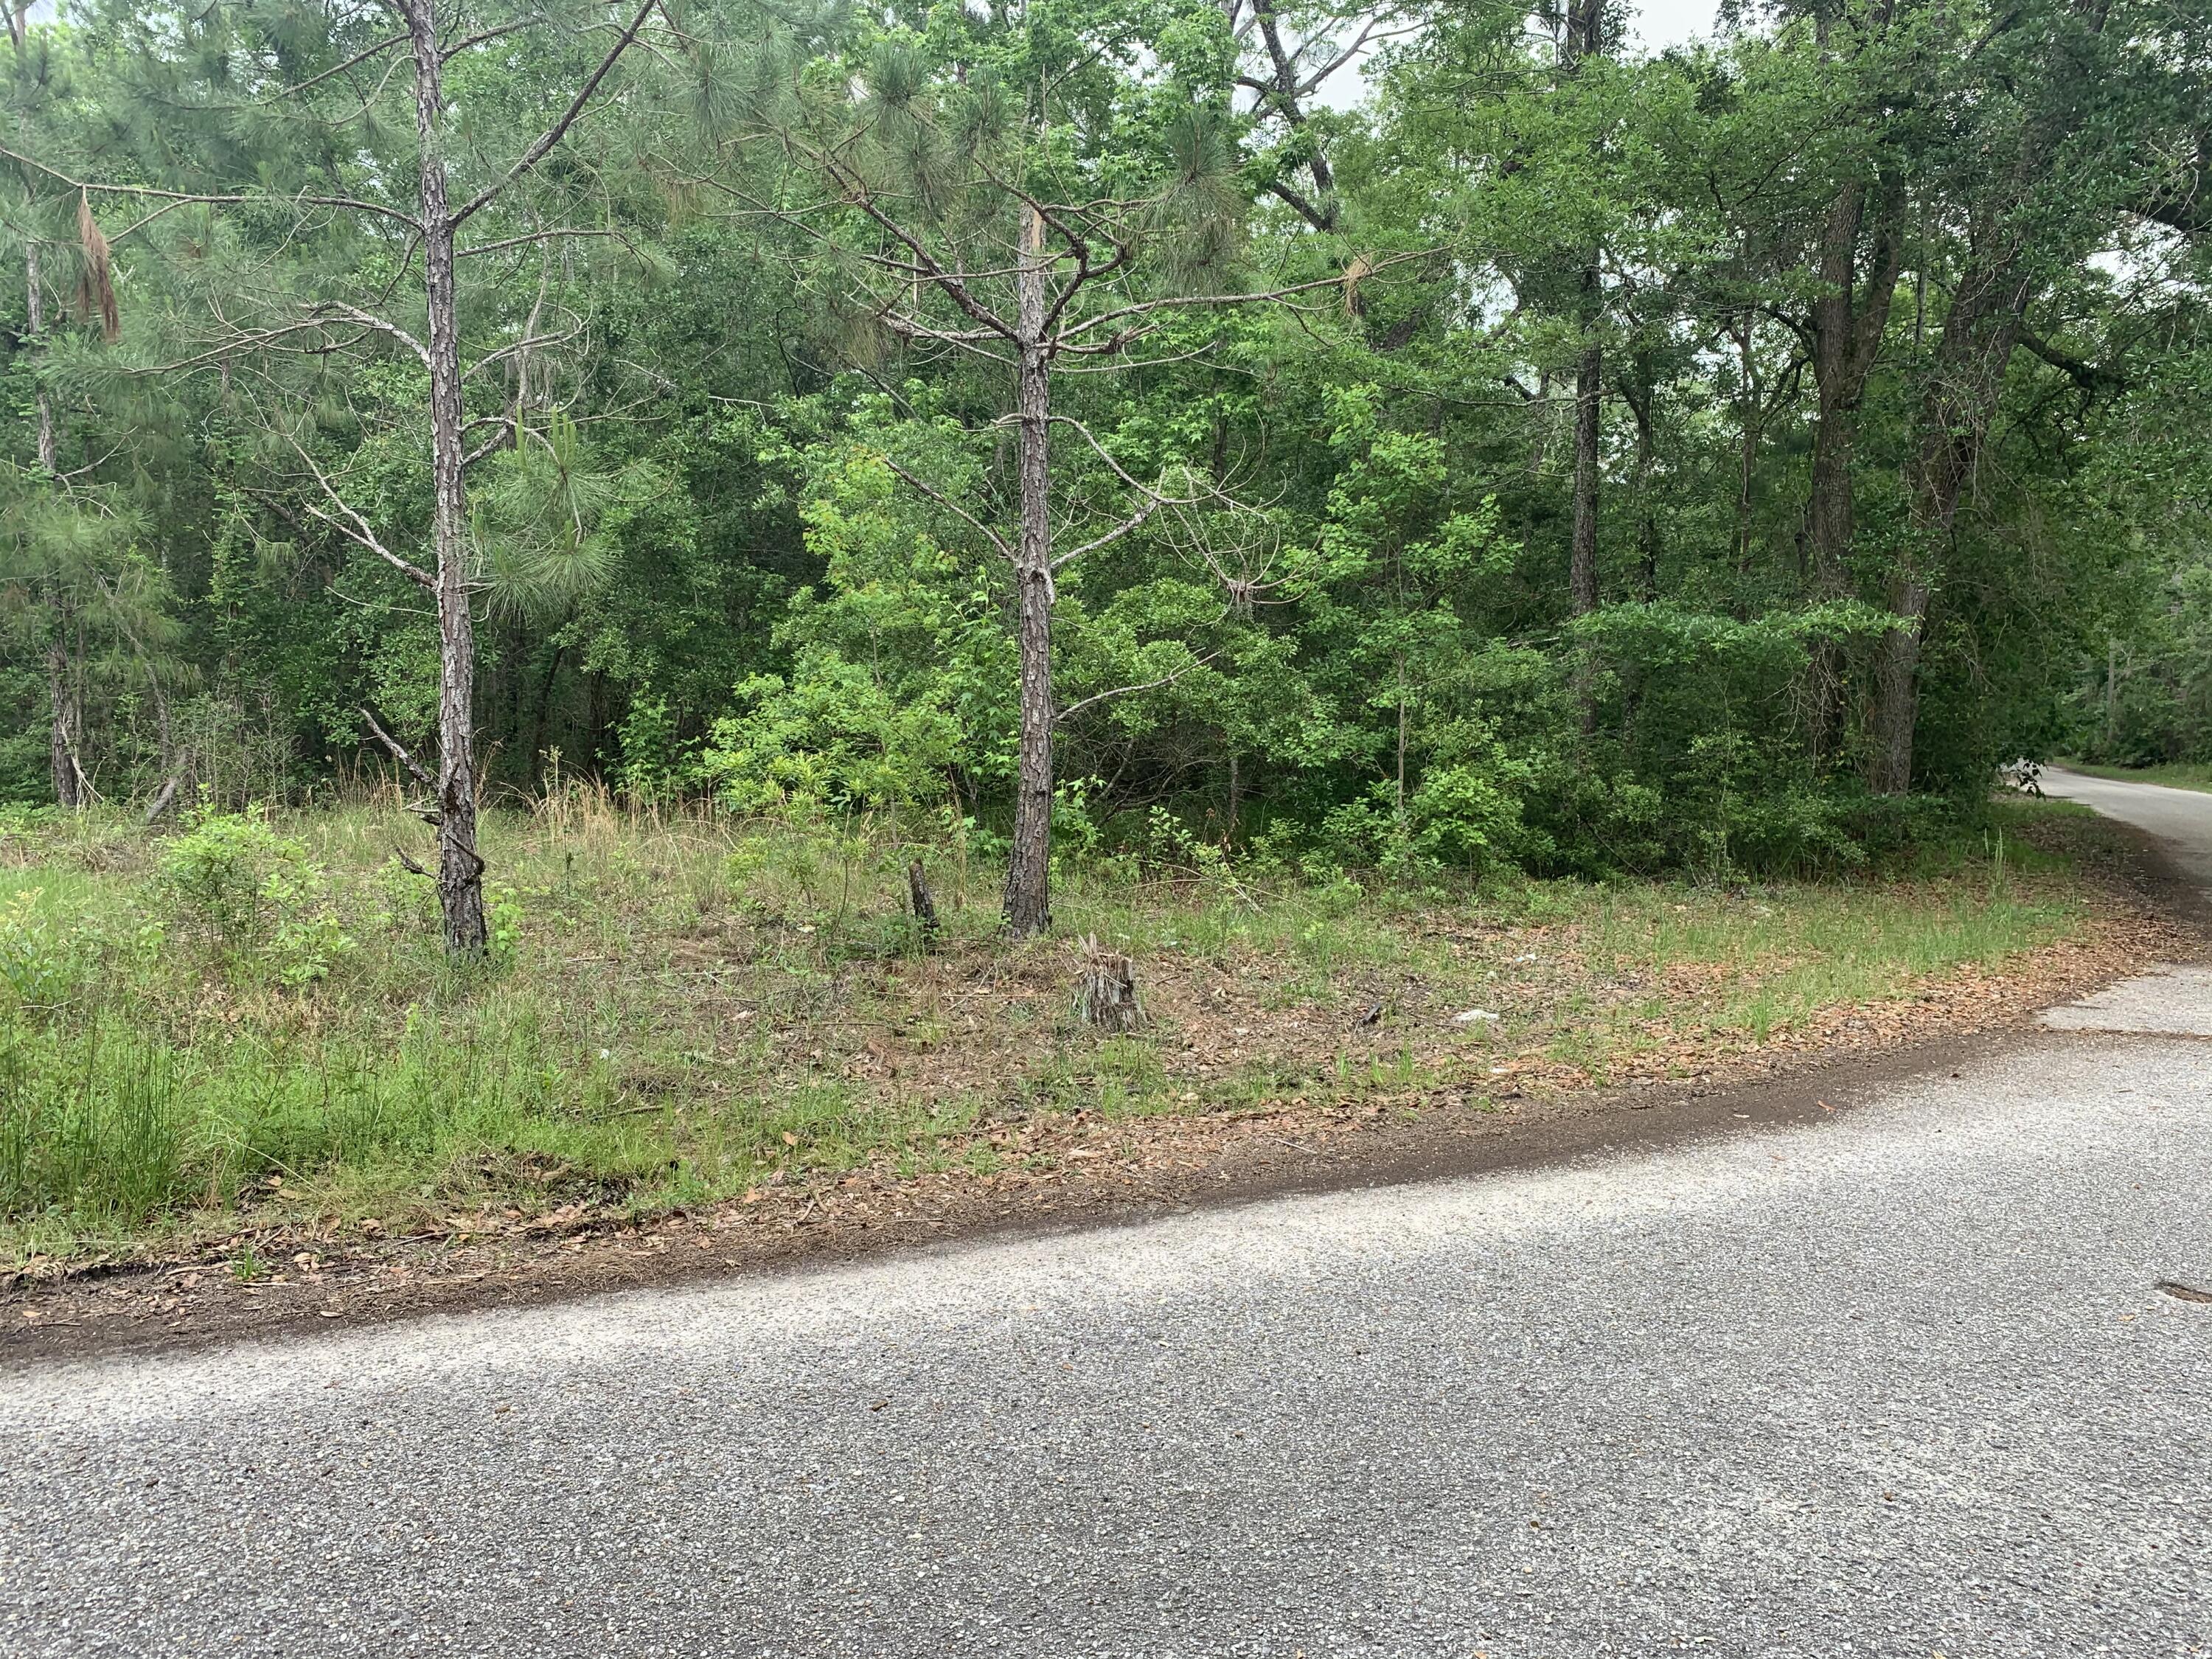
[462,323,585,383]
[451,0,664,227]
[1045,414,1227,507]
[1041,414,1249,567]
[272,29,411,100]
[810,149,1018,338]
[457,224,651,262]
[1052,497,1167,568]
[461,413,519,470]
[123,318,380,375]
[1055,652,1218,722]
[283,432,434,588]
[361,706,436,792]
[0,143,424,233]
[1053,250,1437,347]
[309,299,431,366]
[1264,177,1335,233]
[442,18,540,61]
[872,451,1013,560]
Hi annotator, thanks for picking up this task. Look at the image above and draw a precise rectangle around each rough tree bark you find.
[1074,935,1143,1032]
[906,859,940,948]
[1005,206,1056,941]
[1806,179,1903,591]
[1624,361,1659,601]
[25,240,52,473]
[46,636,81,809]
[1867,0,2110,793]
[1569,329,1601,617]
[1802,170,1905,762]
[1563,0,1604,625]
[25,229,78,809]
[1868,253,2032,794]
[401,0,489,956]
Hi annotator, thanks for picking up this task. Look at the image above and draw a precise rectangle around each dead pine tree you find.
[14,0,669,955]
[720,36,1422,938]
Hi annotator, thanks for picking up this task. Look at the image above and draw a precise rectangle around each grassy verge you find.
[0,793,2106,1267]
[2056,759,2212,793]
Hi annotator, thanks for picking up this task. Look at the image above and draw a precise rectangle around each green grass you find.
[0,790,2106,1265]
[2056,759,2212,794]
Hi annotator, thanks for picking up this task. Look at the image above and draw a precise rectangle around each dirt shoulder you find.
[4,812,2197,1366]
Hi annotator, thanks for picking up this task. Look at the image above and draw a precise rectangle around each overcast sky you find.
[25,1,1723,96]
[1633,0,1719,49]
[1314,0,1722,110]
[29,0,1718,42]
[27,1,1719,59]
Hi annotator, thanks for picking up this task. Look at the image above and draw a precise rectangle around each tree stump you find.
[907,859,940,950]
[1074,935,1144,1032]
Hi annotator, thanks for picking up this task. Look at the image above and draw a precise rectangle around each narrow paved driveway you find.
[7,775,2211,1658]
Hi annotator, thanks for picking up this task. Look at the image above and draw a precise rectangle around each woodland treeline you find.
[1,0,2208,945]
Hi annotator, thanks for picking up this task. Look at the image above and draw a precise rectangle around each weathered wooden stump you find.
[907,859,940,949]
[1074,934,1144,1032]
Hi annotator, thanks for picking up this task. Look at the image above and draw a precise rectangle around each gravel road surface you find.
[5,771,2211,1658]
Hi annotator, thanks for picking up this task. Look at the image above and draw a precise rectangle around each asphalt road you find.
[2042,763,2212,887]
[7,776,2212,1658]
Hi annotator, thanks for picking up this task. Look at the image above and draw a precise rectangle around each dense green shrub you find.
[155,810,355,985]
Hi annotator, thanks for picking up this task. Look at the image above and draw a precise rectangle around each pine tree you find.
[28,0,669,952]
[711,5,1386,934]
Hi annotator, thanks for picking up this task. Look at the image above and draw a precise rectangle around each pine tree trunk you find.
[30,230,74,810]
[404,3,489,956]
[46,637,80,810]
[25,240,53,474]
[1003,206,1054,940]
[1570,333,1601,616]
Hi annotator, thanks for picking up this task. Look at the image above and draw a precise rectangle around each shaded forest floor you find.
[1,791,2188,1355]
